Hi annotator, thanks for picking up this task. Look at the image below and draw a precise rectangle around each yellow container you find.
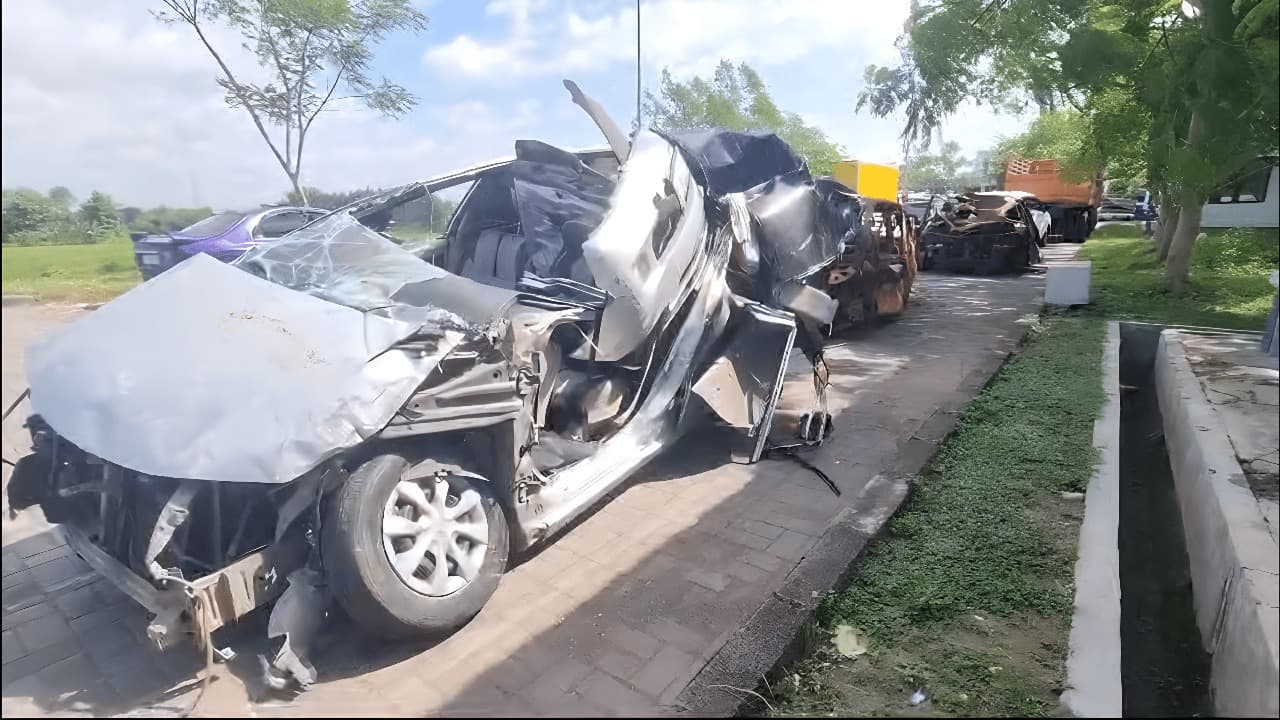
[832,160,899,202]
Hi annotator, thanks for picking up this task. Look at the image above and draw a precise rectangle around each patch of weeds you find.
[1080,227,1277,330]
[3,237,140,302]
[771,315,1105,717]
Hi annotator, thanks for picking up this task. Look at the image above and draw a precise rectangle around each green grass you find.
[2,237,140,302]
[1081,226,1278,330]
[771,316,1106,717]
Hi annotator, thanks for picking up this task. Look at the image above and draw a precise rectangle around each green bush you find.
[3,224,95,246]
[125,206,212,234]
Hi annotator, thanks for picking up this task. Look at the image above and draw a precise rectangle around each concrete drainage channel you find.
[1065,321,1278,718]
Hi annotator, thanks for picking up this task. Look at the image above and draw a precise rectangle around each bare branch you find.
[304,65,345,137]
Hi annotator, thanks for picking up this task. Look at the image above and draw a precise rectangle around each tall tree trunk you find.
[1165,109,1207,292]
[1156,198,1180,262]
[1165,194,1202,295]
[287,172,308,206]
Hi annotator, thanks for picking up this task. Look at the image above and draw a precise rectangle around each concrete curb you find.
[1061,321,1123,717]
[1155,330,1279,718]
[2,295,37,306]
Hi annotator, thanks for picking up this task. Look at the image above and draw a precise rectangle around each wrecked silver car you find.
[8,83,881,686]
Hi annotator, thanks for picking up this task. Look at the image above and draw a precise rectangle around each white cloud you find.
[1,0,1026,209]
[425,34,530,80]
[424,0,911,83]
[423,0,549,80]
[441,98,541,133]
[0,1,543,208]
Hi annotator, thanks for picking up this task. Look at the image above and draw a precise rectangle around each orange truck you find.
[1002,158,1104,242]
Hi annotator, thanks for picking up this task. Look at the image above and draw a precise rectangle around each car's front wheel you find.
[323,454,509,638]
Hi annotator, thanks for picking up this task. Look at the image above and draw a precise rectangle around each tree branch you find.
[293,28,314,177]
[256,0,292,167]
[304,65,344,137]
[165,0,292,180]
[294,64,342,189]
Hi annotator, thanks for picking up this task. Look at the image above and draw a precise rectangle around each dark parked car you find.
[131,206,327,279]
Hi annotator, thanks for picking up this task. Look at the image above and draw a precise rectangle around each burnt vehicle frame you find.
[918,190,1048,274]
[8,82,904,688]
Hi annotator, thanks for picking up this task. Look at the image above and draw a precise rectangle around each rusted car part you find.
[918,191,1047,274]
[812,181,918,328]
[8,81,896,689]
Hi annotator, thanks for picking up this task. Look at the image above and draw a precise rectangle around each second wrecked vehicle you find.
[8,82,904,686]
[918,191,1049,274]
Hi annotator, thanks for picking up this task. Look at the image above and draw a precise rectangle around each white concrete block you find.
[1046,260,1092,306]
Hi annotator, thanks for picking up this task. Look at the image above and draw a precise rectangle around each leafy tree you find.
[644,60,845,176]
[156,0,429,203]
[126,206,216,234]
[47,186,76,211]
[1,188,57,240]
[78,191,122,242]
[991,111,1090,176]
[857,0,1279,294]
[902,140,976,193]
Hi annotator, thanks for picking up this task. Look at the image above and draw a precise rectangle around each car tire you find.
[323,454,509,638]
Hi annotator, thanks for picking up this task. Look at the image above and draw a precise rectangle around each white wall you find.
[1201,166,1280,228]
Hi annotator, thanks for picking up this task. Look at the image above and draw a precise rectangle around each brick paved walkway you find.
[2,250,1074,716]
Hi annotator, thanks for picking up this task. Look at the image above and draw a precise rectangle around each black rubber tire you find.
[323,454,509,638]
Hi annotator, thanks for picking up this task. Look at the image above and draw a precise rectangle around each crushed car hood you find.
[26,242,474,484]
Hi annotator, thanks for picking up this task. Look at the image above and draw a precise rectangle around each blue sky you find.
[2,0,1032,208]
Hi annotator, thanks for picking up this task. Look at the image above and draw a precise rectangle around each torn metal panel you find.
[517,223,735,542]
[691,299,798,462]
[583,130,707,361]
[666,128,806,195]
[144,480,199,579]
[264,568,327,688]
[774,282,839,326]
[747,171,843,282]
[563,80,631,163]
